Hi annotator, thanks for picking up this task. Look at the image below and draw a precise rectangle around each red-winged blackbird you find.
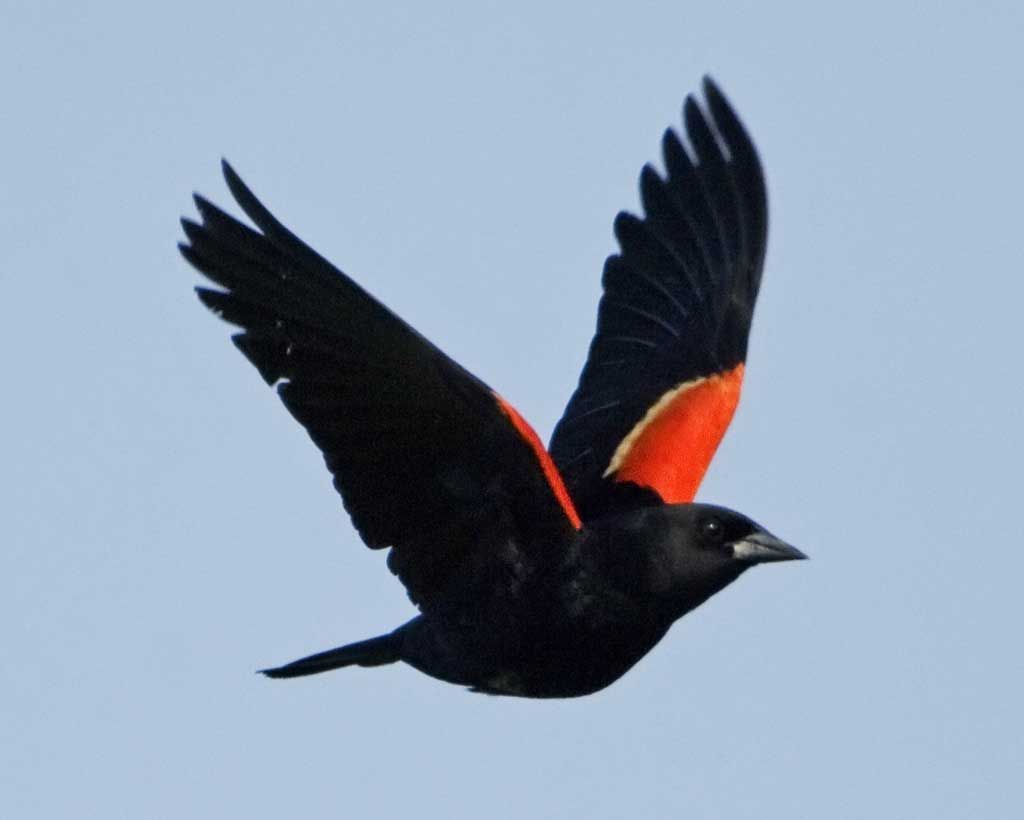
[179,77,804,698]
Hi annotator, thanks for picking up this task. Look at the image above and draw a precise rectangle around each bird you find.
[178,76,805,698]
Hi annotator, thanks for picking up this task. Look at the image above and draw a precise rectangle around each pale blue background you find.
[4,2,1022,818]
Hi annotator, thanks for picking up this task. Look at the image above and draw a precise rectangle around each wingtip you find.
[217,157,284,237]
[701,76,733,123]
[661,124,685,156]
[195,285,228,312]
[259,664,299,679]
[638,162,663,186]
[221,158,253,203]
[180,217,203,244]
[611,209,640,240]
[661,121,693,175]
[660,125,675,147]
[682,94,704,126]
[192,192,214,217]
[638,163,666,209]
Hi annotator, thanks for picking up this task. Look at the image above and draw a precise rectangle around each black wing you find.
[180,162,581,613]
[549,78,768,519]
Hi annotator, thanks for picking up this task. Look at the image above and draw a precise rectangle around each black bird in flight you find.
[179,77,805,698]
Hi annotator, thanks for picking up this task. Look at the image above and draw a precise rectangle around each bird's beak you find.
[732,531,807,563]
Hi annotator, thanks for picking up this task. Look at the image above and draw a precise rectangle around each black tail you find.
[260,633,401,679]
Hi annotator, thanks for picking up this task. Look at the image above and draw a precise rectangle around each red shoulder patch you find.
[606,363,745,503]
[495,395,582,530]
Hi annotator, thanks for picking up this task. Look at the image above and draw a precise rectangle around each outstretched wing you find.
[180,162,580,613]
[549,78,767,520]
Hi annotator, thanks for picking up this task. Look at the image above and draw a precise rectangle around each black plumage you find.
[179,77,804,698]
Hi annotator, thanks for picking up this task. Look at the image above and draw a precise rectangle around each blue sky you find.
[3,2,1022,818]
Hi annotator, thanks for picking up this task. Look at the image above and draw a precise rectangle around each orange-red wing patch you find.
[606,363,745,503]
[495,395,582,530]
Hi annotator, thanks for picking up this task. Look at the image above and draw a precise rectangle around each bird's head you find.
[658,502,805,618]
[597,502,806,621]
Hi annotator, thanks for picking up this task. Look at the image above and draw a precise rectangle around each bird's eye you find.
[699,517,725,545]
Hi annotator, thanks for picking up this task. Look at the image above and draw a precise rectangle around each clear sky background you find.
[4,2,1022,818]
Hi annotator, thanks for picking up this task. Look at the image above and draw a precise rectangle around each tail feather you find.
[260,633,401,679]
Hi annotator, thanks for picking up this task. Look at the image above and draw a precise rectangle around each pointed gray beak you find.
[732,531,807,564]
